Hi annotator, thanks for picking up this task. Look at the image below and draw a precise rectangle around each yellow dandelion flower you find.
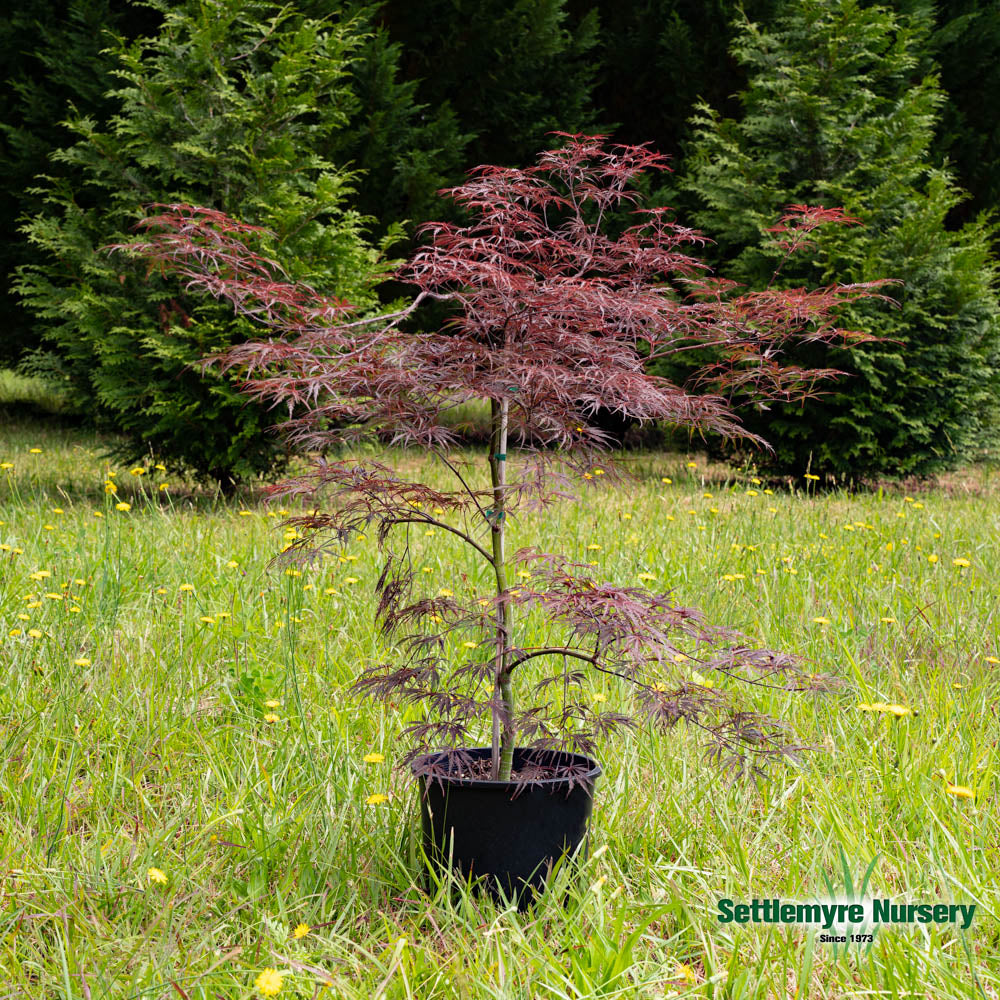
[366,793,389,805]
[292,923,310,940]
[8,629,22,637]
[284,568,302,577]
[254,968,284,997]
[586,544,601,551]
[462,640,478,648]
[154,463,166,472]
[803,473,820,481]
[592,693,607,703]
[691,670,714,688]
[74,658,91,667]
[158,483,169,491]
[637,572,656,581]
[344,576,359,584]
[661,476,672,484]
[104,482,117,494]
[264,699,281,709]
[927,553,938,564]
[812,617,831,625]
[29,448,42,454]
[879,617,897,623]
[27,629,43,638]
[199,616,216,624]
[363,752,385,763]
[985,656,999,665]
[115,502,131,512]
[686,461,697,468]
[676,963,696,986]
[263,713,280,724]
[0,462,13,470]
[179,584,194,592]
[952,558,971,568]
[945,783,974,800]
[886,704,911,717]
[437,588,453,597]
[129,467,147,476]
[147,867,167,885]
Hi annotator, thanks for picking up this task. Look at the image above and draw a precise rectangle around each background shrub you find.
[14,0,399,488]
[674,0,1000,477]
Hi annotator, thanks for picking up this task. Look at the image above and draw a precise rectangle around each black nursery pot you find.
[410,746,602,908]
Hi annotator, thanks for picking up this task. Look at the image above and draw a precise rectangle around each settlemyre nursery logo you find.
[715,852,976,948]
[717,897,976,939]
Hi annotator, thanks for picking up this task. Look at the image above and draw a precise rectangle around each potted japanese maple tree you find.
[119,135,888,905]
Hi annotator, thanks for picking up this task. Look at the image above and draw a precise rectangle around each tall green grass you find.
[0,418,997,998]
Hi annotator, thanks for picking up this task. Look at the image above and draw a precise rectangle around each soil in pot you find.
[411,746,602,909]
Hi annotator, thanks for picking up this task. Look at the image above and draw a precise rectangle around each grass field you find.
[1,414,997,999]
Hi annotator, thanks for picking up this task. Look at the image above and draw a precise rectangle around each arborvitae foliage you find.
[565,0,780,170]
[922,1,1000,225]
[0,0,162,366]
[679,0,1000,478]
[376,0,601,170]
[297,1,472,235]
[15,0,397,488]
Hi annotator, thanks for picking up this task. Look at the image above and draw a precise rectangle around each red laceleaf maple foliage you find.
[118,134,892,781]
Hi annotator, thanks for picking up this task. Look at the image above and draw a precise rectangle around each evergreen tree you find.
[296,1,472,234]
[331,19,472,229]
[679,0,1000,477]
[892,0,1000,225]
[925,1,1000,225]
[15,0,398,488]
[567,0,780,153]
[376,0,601,170]
[0,0,162,365]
